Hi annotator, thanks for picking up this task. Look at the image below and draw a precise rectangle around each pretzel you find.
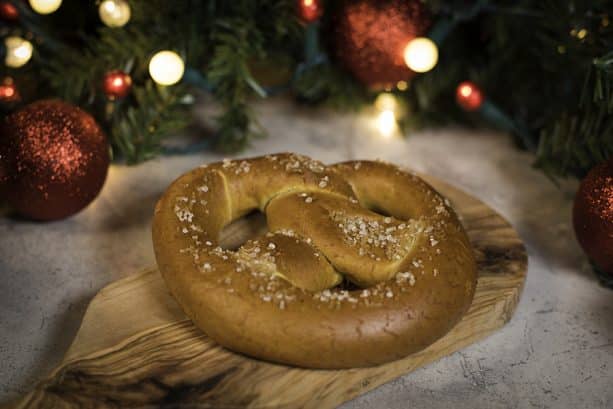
[152,153,476,368]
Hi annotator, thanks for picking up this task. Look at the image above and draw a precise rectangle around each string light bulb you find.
[28,0,62,14]
[4,36,33,68]
[148,51,185,86]
[99,0,131,28]
[403,37,438,73]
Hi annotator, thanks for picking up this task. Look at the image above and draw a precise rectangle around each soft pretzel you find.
[152,153,476,368]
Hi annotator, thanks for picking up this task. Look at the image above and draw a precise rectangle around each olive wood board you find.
[15,175,527,409]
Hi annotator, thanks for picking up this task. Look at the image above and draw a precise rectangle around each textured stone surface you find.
[1,99,612,408]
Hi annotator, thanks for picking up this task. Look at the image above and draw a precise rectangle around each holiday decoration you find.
[99,0,131,28]
[297,0,322,24]
[403,37,438,73]
[149,51,185,86]
[374,92,399,137]
[103,70,132,99]
[0,77,20,103]
[573,159,613,285]
[0,1,19,21]
[28,0,62,14]
[456,81,483,112]
[0,100,110,221]
[4,36,33,68]
[332,0,431,88]
[0,0,609,175]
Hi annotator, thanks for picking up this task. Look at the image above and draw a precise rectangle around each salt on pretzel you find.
[152,153,476,368]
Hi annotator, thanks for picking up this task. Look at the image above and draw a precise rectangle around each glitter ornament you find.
[0,100,109,221]
[0,77,20,103]
[297,0,323,24]
[573,159,613,283]
[0,1,19,21]
[332,0,431,89]
[103,70,132,99]
[456,81,484,111]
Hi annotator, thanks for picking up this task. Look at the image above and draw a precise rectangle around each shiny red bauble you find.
[456,81,484,111]
[103,70,132,99]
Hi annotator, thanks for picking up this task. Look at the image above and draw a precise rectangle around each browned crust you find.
[152,153,476,368]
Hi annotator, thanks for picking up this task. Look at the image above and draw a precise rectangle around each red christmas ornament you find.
[103,70,132,99]
[456,81,484,111]
[0,99,110,221]
[332,0,431,89]
[573,159,613,277]
[0,1,19,21]
[0,77,20,103]
[297,0,323,23]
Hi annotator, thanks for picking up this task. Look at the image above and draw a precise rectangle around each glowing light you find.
[459,85,471,98]
[4,36,33,68]
[403,37,438,73]
[149,51,185,86]
[375,93,397,112]
[376,110,396,138]
[99,0,131,27]
[28,0,62,14]
[397,81,408,91]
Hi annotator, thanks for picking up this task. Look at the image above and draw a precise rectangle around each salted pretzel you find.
[152,153,476,368]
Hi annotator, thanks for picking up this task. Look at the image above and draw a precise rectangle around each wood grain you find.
[15,176,527,409]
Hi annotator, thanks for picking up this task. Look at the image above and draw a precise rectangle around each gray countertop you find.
[1,99,612,408]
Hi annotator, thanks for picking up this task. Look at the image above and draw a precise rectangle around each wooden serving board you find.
[16,175,527,409]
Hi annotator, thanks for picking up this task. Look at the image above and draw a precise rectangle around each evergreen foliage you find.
[1,0,611,177]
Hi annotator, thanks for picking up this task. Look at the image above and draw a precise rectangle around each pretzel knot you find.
[153,153,476,368]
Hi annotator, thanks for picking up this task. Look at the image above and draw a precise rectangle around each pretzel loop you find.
[153,153,477,368]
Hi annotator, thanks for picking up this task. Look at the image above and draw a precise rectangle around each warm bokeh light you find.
[149,51,185,86]
[99,0,131,27]
[4,36,33,68]
[376,110,397,137]
[0,77,19,102]
[403,37,438,73]
[397,80,408,91]
[29,0,62,14]
[375,93,397,112]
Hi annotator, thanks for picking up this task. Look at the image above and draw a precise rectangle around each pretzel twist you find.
[153,153,476,368]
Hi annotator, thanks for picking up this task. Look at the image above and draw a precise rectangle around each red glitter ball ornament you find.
[0,99,110,221]
[103,70,132,99]
[297,0,323,23]
[0,77,20,103]
[332,0,431,89]
[456,81,484,111]
[0,1,19,21]
[573,159,613,275]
